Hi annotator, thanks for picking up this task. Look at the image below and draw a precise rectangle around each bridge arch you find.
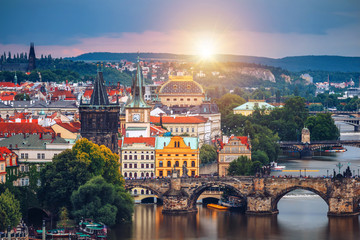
[125,183,164,199]
[271,186,329,212]
[188,182,247,209]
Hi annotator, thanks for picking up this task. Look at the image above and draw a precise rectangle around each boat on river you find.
[324,147,347,153]
[79,219,107,239]
[270,162,286,171]
[207,203,229,210]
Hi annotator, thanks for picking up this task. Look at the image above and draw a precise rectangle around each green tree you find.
[305,113,340,141]
[199,144,217,164]
[227,156,253,176]
[0,189,22,231]
[39,139,122,214]
[215,93,246,116]
[71,176,133,226]
[251,150,269,165]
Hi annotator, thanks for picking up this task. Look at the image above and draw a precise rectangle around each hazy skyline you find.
[1,0,359,58]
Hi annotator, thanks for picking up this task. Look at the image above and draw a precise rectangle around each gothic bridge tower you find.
[27,42,36,72]
[79,68,120,153]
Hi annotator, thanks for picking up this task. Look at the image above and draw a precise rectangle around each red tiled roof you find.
[150,116,207,124]
[122,137,156,147]
[0,82,16,88]
[56,122,80,133]
[0,123,53,137]
[150,124,167,136]
[84,89,93,98]
[0,146,18,167]
[50,90,76,100]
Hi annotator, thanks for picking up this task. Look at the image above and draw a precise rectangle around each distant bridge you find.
[125,177,360,216]
[279,140,360,158]
[309,110,360,116]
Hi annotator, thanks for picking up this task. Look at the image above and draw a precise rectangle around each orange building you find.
[0,147,18,184]
[155,136,199,177]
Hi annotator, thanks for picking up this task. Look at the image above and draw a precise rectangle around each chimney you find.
[159,113,163,128]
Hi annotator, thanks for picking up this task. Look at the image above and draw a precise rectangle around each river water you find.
[110,123,359,240]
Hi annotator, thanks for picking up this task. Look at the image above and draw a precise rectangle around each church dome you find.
[159,76,204,94]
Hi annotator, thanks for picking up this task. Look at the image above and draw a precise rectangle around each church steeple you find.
[126,58,150,108]
[27,42,36,72]
[90,65,110,105]
[14,71,18,86]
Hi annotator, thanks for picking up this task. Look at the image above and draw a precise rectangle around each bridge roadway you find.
[125,176,360,216]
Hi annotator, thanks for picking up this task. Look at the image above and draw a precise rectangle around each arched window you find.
[134,189,138,195]
[159,161,163,167]
[175,161,179,167]
[146,172,149,177]
[167,161,171,167]
[124,172,127,177]
[141,172,144,177]
[183,161,187,167]
[191,161,195,167]
[129,172,132,178]
[146,190,149,194]
[134,172,137,178]
[141,189,144,194]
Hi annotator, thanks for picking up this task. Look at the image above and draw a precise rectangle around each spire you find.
[125,59,150,109]
[90,69,110,105]
[27,42,36,72]
[14,71,18,86]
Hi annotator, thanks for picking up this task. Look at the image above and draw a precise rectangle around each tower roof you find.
[125,59,150,108]
[90,70,110,105]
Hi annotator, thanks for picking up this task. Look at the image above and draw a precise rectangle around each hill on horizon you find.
[66,52,360,72]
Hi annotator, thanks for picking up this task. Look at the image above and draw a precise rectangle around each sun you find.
[197,39,215,60]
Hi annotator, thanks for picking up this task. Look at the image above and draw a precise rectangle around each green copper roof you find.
[233,101,275,111]
[126,60,150,109]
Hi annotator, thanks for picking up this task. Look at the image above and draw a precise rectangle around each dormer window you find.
[246,105,249,109]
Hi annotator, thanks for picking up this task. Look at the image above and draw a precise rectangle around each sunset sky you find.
[1,0,359,58]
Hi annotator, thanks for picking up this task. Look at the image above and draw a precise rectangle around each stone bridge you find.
[125,177,360,216]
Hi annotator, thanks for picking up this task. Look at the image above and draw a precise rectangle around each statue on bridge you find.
[182,163,188,178]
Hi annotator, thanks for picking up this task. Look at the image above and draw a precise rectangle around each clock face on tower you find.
[132,113,140,122]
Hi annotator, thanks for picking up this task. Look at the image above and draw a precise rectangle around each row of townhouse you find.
[120,136,200,179]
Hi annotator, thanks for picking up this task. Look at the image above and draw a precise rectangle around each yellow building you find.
[218,136,251,176]
[155,136,199,177]
[51,122,81,144]
[158,75,205,107]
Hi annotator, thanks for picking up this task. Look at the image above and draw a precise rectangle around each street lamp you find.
[336,162,343,174]
[327,169,329,178]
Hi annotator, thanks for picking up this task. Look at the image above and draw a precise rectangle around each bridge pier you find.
[162,178,197,214]
[246,195,278,215]
[328,197,359,216]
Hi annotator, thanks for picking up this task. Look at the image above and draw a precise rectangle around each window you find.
[25,153,28,159]
[21,153,24,159]
[141,155,144,160]
[151,155,154,160]
[180,98,184,101]
[191,161,195,167]
[194,98,197,101]
[175,154,179,156]
[167,154,171,156]
[175,128,178,133]
[124,164,127,168]
[151,164,154,168]
[129,172,132,178]
[192,154,195,156]
[146,164,149,168]
[186,128,189,132]
[159,171,163,177]
[167,171,171,176]
[173,98,177,101]
[167,98,170,101]
[184,154,187,156]
[21,166,24,172]
[124,155,127,160]
[181,128,183,132]
[37,153,41,159]
[134,164,137,168]
[146,155,149,160]
[167,161,171,167]
[129,164,132,168]
[134,155,137,160]
[159,154,163,156]
[141,164,144,168]
[151,172,154,177]
[129,155,132,160]
[187,98,190,101]
[42,153,45,159]
[191,171,195,177]
[170,128,173,132]
[183,161,187,166]
[175,161,179,167]
[192,128,195,132]
[159,161,163,167]
[0,164,3,171]
[54,153,58,157]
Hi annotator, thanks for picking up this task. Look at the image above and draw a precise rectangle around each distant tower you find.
[124,58,151,137]
[27,42,36,72]
[79,66,120,153]
[301,127,310,144]
[14,72,18,86]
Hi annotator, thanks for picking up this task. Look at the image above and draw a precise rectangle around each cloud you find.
[1,25,359,58]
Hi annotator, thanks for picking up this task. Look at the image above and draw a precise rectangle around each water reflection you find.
[109,202,359,240]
